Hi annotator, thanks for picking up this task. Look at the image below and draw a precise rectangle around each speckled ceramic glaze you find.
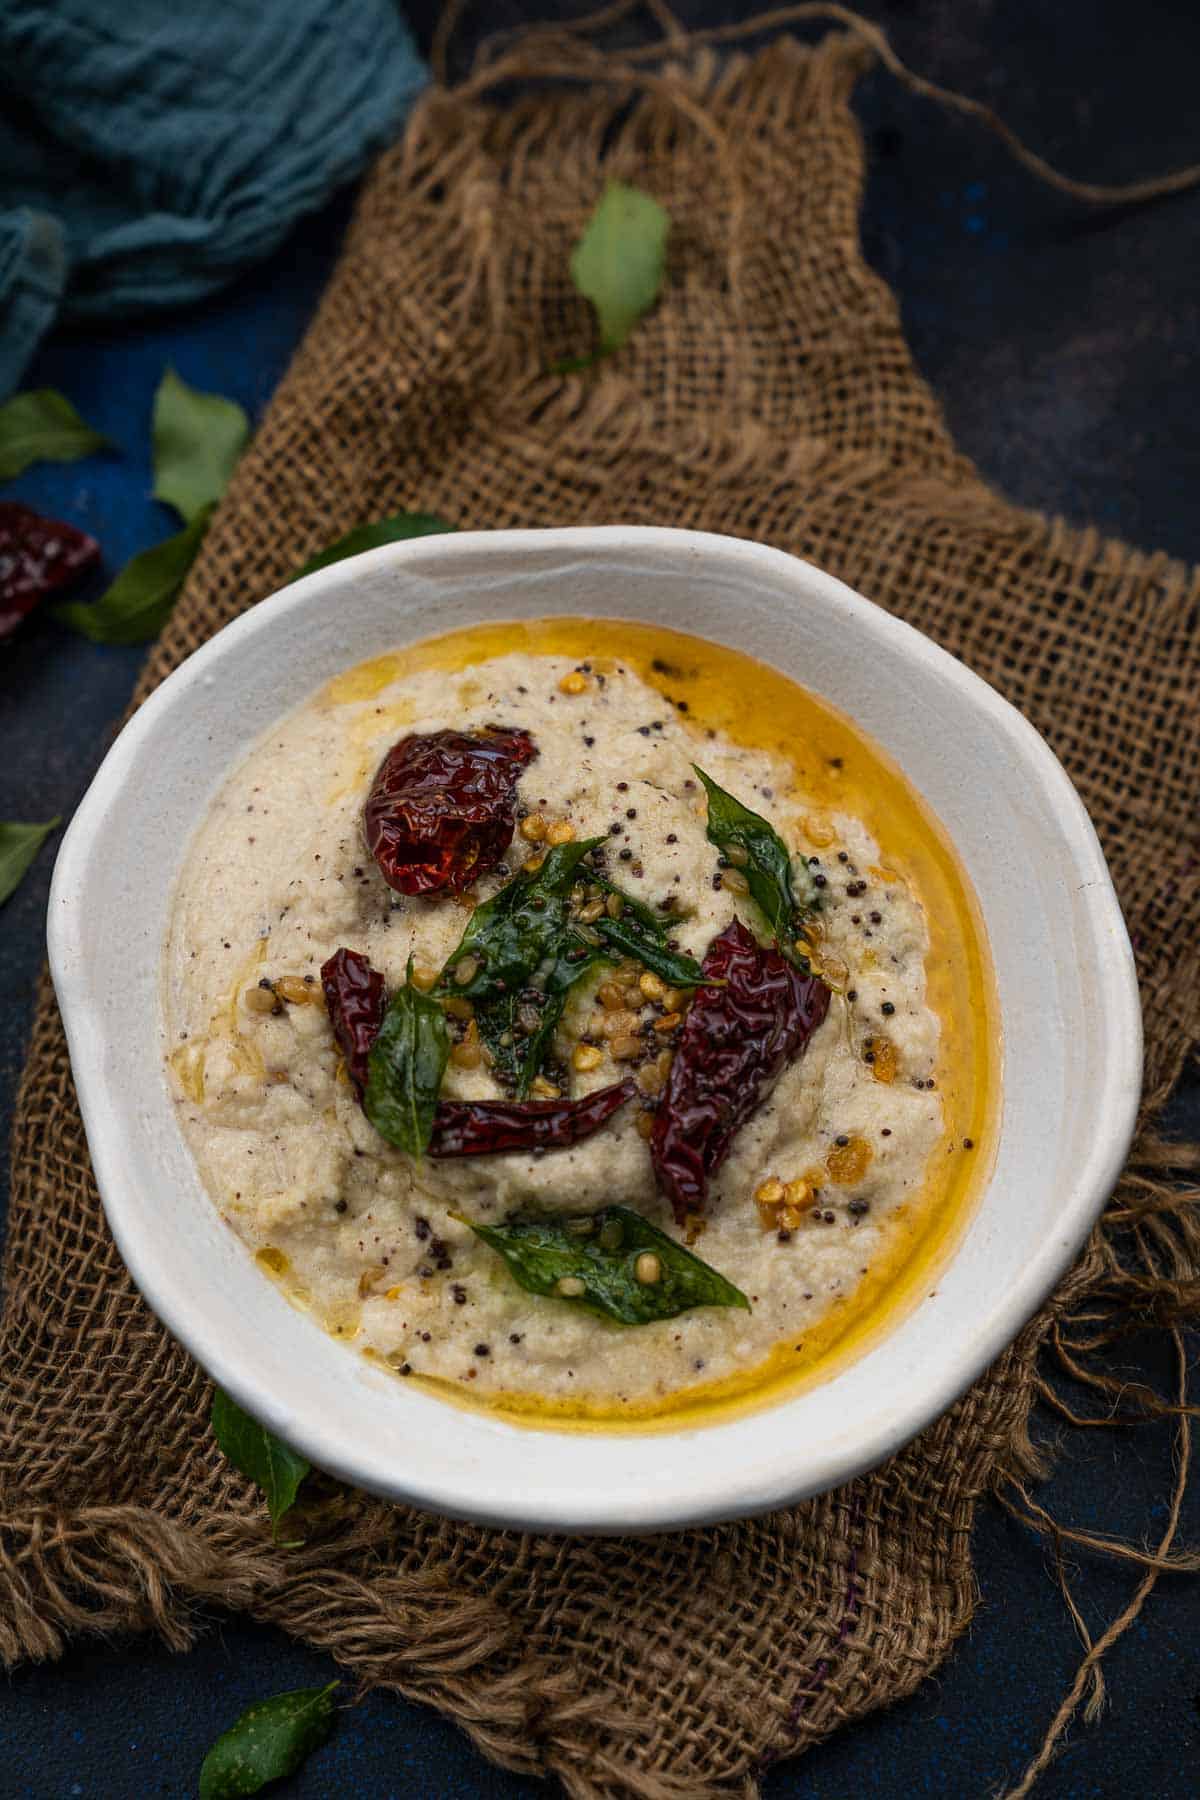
[47,528,1140,1532]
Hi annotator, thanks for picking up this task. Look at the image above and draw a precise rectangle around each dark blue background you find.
[3,4,1198,1796]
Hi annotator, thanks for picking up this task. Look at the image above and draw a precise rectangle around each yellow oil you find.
[321,617,998,1432]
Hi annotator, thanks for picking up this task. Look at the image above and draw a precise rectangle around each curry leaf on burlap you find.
[3,26,1198,1800]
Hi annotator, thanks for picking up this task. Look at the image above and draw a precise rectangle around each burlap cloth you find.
[4,28,1199,1799]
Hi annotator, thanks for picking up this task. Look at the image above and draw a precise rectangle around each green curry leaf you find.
[439,843,711,1090]
[57,367,247,643]
[463,1204,750,1326]
[363,960,451,1157]
[589,877,707,988]
[55,506,212,644]
[152,368,249,525]
[694,766,819,954]
[0,389,112,480]
[210,1387,310,1541]
[0,817,60,906]
[198,1682,338,1799]
[291,511,456,581]
[569,182,670,356]
[440,838,607,1095]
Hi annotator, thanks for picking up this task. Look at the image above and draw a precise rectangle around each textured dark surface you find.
[2,3,1198,1796]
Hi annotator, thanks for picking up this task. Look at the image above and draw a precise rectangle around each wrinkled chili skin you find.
[320,947,387,1095]
[363,726,537,896]
[428,1080,635,1158]
[651,919,830,1224]
[0,501,100,639]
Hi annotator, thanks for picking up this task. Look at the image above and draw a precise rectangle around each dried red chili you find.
[320,947,386,1095]
[0,501,100,640]
[650,918,830,1225]
[428,1079,635,1158]
[363,726,537,896]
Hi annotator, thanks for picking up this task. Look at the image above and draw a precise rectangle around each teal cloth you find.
[0,1,427,395]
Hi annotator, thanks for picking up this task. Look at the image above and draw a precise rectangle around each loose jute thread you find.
[436,0,1200,204]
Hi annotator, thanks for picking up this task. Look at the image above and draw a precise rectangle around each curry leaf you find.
[363,960,450,1157]
[694,766,820,953]
[463,1204,750,1326]
[569,182,670,356]
[210,1387,310,1540]
[440,838,607,1095]
[439,843,708,1090]
[152,368,249,525]
[0,389,112,480]
[55,367,245,642]
[55,506,212,644]
[590,877,708,987]
[291,511,456,581]
[199,1682,338,1799]
[0,817,60,906]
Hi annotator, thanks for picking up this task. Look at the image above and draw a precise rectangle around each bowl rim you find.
[47,525,1142,1532]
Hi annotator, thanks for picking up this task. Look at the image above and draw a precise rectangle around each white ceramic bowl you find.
[48,527,1140,1533]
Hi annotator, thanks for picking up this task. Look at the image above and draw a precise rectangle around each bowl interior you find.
[48,528,1140,1532]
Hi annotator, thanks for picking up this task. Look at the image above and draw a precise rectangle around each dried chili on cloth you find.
[363,726,536,895]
